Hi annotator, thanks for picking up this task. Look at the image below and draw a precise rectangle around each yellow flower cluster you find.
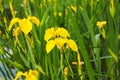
[14,70,38,80]
[9,16,40,39]
[44,27,78,53]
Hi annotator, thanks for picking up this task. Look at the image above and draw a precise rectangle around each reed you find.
[0,0,120,80]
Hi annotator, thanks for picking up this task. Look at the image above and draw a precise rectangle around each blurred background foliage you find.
[0,0,120,80]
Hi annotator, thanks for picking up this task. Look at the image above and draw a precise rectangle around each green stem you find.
[77,52,82,80]
[60,50,64,80]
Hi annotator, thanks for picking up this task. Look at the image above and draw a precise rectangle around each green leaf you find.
[108,48,118,62]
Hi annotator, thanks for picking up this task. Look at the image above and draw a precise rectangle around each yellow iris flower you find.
[14,70,38,80]
[44,27,78,53]
[9,16,40,36]
[44,27,70,42]
[96,21,106,28]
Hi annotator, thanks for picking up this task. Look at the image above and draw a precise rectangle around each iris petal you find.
[9,18,19,30]
[28,16,40,26]
[14,71,27,80]
[19,18,32,35]
[44,28,55,41]
[46,40,55,53]
[26,70,38,80]
[67,39,78,52]
[56,28,70,38]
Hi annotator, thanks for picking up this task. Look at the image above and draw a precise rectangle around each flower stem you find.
[77,52,82,80]
[60,50,64,80]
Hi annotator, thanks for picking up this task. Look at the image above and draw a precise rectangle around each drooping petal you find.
[28,16,40,26]
[9,18,19,30]
[67,39,78,52]
[44,28,55,41]
[19,18,32,35]
[46,40,55,53]
[14,71,27,80]
[55,37,67,49]
[56,27,70,38]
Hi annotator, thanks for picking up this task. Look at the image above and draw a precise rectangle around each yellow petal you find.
[28,16,40,26]
[55,37,67,49]
[19,18,32,35]
[46,40,55,53]
[96,21,106,28]
[14,71,27,80]
[26,70,38,80]
[26,74,37,80]
[56,27,70,38]
[44,28,55,41]
[67,39,78,52]
[9,18,19,30]
[28,70,38,78]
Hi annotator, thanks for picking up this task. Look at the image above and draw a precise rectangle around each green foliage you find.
[0,0,120,80]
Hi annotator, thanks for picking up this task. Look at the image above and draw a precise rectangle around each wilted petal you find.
[13,27,21,40]
[19,18,32,35]
[67,39,78,52]
[46,40,55,53]
[28,16,40,26]
[9,18,19,30]
[56,28,70,38]
[44,28,55,41]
